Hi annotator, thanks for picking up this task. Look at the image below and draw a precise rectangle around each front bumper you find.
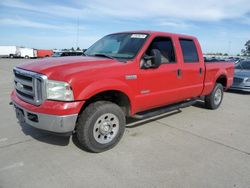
[11,91,84,133]
[230,85,250,92]
[13,102,78,133]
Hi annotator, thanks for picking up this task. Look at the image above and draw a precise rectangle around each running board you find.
[132,99,197,119]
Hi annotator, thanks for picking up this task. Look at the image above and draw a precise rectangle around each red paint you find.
[12,31,234,116]
[37,50,54,58]
[11,91,84,115]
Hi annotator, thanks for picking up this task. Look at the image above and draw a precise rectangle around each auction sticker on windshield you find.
[131,34,147,38]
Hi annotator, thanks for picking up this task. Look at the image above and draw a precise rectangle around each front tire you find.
[76,101,125,153]
[205,83,224,109]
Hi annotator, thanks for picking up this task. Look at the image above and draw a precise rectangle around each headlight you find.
[46,80,74,101]
[246,78,250,82]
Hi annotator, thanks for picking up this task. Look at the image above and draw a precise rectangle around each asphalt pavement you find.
[0,59,250,188]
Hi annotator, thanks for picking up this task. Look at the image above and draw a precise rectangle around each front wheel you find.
[205,83,224,109]
[76,101,125,153]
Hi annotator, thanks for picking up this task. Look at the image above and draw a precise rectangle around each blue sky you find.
[0,0,250,55]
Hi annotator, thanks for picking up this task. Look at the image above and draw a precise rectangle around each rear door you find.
[178,38,205,98]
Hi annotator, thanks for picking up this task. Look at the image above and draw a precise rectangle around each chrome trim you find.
[125,75,137,80]
[13,67,48,106]
[13,102,77,133]
[15,83,34,96]
[14,77,33,87]
[141,90,150,94]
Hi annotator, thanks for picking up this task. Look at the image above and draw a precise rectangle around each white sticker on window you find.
[131,34,147,38]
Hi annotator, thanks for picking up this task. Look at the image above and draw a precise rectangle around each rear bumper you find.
[11,91,84,133]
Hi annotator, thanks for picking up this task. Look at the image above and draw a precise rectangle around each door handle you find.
[199,68,203,75]
[177,69,182,78]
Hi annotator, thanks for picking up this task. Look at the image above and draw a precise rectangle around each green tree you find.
[241,40,250,56]
[71,47,75,51]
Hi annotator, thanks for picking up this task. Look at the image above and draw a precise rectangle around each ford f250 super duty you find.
[11,31,234,152]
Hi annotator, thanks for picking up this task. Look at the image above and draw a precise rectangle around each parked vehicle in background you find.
[231,59,250,92]
[0,46,21,58]
[19,48,37,59]
[11,31,234,152]
[204,57,226,62]
[37,50,53,58]
[52,51,83,57]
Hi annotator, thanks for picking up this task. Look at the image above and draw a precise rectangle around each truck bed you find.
[202,61,234,96]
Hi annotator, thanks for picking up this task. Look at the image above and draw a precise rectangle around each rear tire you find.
[24,55,29,59]
[205,83,224,109]
[76,101,125,153]
[9,54,14,58]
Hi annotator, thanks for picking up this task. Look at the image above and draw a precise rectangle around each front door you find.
[135,36,183,112]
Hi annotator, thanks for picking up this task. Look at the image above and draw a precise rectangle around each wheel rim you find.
[93,113,119,144]
[214,88,222,105]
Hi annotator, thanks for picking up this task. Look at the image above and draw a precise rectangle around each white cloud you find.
[1,0,84,19]
[0,18,60,29]
[0,17,86,32]
[155,20,195,29]
[2,0,250,22]
[84,0,250,21]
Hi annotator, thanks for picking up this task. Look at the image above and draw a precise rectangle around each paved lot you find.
[0,58,250,188]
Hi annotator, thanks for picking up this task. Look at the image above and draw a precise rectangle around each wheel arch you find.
[76,80,134,117]
[215,74,227,89]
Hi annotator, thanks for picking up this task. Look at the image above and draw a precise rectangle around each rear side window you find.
[179,39,199,62]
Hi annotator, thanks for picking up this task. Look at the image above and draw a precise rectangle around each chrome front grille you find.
[233,77,243,84]
[13,68,47,106]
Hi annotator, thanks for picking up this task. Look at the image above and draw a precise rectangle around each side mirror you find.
[141,49,161,69]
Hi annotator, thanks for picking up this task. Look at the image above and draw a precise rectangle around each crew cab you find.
[10,31,234,152]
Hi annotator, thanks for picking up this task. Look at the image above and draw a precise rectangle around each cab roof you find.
[112,30,196,40]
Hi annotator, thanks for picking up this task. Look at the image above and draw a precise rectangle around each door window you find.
[145,37,176,64]
[179,39,199,63]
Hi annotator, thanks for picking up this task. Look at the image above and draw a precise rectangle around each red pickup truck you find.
[11,31,234,152]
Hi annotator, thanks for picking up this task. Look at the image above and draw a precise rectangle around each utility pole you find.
[76,17,79,50]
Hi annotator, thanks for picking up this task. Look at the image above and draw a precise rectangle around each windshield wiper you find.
[92,53,115,59]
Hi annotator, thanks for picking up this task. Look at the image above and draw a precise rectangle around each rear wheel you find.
[24,55,30,59]
[9,54,14,58]
[76,101,125,153]
[205,83,224,109]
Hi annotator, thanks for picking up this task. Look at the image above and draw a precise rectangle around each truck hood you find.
[234,69,250,77]
[17,56,123,79]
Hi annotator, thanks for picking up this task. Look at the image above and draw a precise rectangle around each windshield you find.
[85,33,148,60]
[235,60,250,70]
[52,52,62,57]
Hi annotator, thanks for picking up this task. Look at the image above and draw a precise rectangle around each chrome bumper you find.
[230,85,250,92]
[13,102,78,133]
